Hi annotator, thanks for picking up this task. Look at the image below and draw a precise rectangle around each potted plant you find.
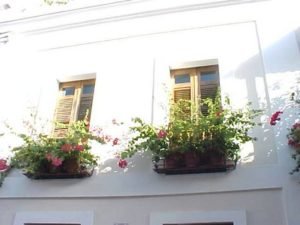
[287,122,300,174]
[270,91,300,174]
[120,95,261,174]
[0,158,10,186]
[10,118,108,179]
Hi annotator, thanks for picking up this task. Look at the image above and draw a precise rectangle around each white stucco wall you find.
[0,189,285,225]
[0,0,300,225]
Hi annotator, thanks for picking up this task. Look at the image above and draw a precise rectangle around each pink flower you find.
[74,145,84,152]
[157,130,167,139]
[0,159,8,171]
[118,159,128,168]
[104,135,112,142]
[61,143,73,152]
[112,138,120,146]
[45,153,53,161]
[295,143,300,148]
[51,157,63,167]
[293,122,300,129]
[288,139,296,146]
[91,126,103,135]
[270,111,283,126]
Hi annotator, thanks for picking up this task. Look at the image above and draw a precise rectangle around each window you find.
[150,210,246,225]
[164,223,233,225]
[53,79,95,136]
[13,211,93,225]
[25,224,80,225]
[170,65,220,114]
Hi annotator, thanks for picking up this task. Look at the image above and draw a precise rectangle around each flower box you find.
[23,167,94,179]
[153,153,236,175]
[119,96,261,174]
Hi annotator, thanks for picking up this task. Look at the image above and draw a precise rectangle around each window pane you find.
[61,87,75,96]
[82,84,95,94]
[200,71,218,81]
[175,74,190,84]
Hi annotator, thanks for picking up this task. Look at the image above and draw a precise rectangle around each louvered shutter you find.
[53,88,77,137]
[199,68,220,115]
[77,94,94,121]
[174,88,191,102]
[200,84,218,100]
[53,80,95,137]
[53,98,74,137]
[77,82,95,121]
[54,96,75,123]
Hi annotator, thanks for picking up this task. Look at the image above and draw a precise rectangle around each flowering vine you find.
[270,92,300,174]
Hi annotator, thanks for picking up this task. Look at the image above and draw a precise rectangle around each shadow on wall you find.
[224,28,300,166]
[95,153,153,175]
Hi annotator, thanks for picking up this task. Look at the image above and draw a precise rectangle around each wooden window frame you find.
[53,79,96,136]
[171,65,219,103]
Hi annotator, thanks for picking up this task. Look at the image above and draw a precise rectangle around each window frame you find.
[150,210,246,225]
[53,78,96,136]
[170,65,219,107]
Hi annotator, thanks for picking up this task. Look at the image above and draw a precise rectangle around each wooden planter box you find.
[153,151,236,175]
[23,167,94,179]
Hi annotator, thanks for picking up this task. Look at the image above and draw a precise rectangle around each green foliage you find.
[11,119,105,174]
[121,94,262,162]
[287,122,300,174]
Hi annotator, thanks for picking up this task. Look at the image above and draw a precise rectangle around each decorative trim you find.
[150,210,247,225]
[57,73,96,83]
[169,59,219,70]
[1,0,271,34]
[13,211,93,225]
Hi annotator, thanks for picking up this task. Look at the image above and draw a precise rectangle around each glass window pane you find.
[175,74,190,84]
[200,71,218,81]
[82,84,95,94]
[62,87,75,96]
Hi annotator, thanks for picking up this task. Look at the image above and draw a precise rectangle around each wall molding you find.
[150,210,247,225]
[0,0,271,35]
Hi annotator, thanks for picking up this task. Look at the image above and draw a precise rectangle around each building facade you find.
[0,0,300,225]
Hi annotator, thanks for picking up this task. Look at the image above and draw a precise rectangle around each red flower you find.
[51,157,63,167]
[0,159,8,171]
[288,139,296,146]
[293,122,300,129]
[157,130,167,139]
[112,138,120,146]
[61,143,73,152]
[270,111,283,126]
[74,145,84,152]
[295,143,300,148]
[118,159,128,168]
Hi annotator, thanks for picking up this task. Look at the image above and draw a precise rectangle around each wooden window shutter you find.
[77,81,95,121]
[171,68,196,103]
[53,79,95,137]
[170,65,220,115]
[198,65,220,115]
[174,88,191,102]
